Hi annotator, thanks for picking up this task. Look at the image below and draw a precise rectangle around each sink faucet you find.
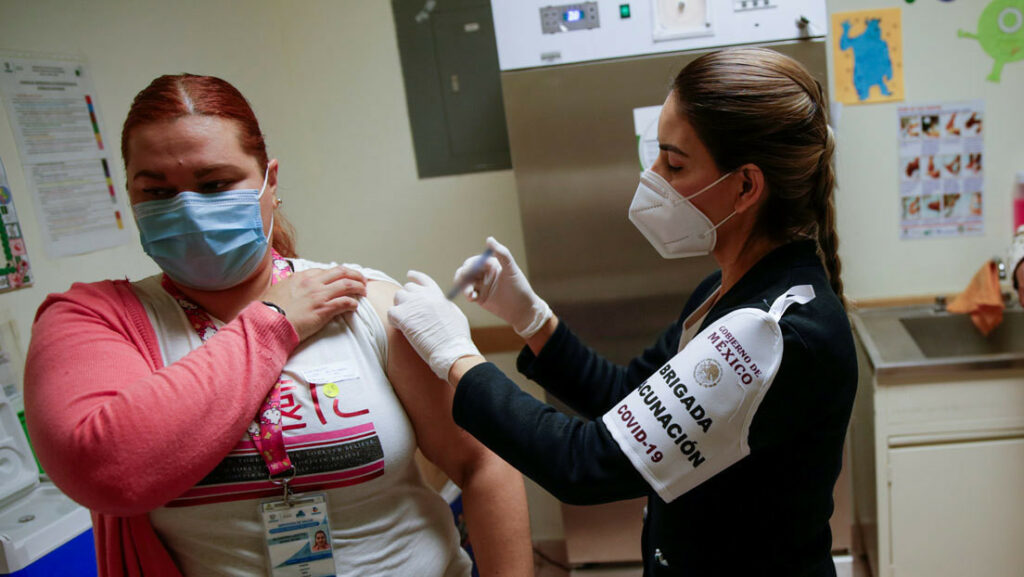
[993,257,1007,280]
[992,257,1018,309]
[934,295,947,313]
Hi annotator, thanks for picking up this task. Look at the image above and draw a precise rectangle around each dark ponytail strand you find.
[814,125,846,308]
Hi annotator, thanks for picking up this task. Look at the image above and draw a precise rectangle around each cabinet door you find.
[889,437,1024,576]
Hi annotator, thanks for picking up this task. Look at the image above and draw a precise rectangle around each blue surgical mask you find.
[133,167,273,290]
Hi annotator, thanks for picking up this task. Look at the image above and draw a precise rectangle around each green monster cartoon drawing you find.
[959,0,1024,82]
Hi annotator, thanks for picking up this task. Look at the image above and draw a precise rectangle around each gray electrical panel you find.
[392,0,511,178]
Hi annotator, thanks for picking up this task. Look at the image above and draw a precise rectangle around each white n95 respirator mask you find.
[628,169,735,259]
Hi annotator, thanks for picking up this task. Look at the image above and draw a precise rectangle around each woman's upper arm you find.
[364,280,489,485]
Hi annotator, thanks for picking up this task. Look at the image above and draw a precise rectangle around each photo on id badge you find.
[261,493,336,577]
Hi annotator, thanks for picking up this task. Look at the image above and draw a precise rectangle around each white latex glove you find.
[389,270,482,381]
[1010,226,1024,284]
[1009,225,1024,305]
[454,237,552,338]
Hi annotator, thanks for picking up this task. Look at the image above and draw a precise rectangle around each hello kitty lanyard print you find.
[162,249,297,485]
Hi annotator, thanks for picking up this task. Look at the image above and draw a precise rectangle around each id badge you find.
[259,492,337,577]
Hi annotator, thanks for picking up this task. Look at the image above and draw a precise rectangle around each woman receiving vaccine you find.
[24,74,531,577]
[390,48,858,576]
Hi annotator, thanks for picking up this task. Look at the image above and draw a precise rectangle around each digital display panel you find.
[564,9,584,22]
[540,2,599,35]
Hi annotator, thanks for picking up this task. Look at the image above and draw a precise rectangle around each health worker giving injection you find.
[389,47,859,577]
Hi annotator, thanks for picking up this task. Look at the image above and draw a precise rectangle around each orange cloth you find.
[947,260,1004,336]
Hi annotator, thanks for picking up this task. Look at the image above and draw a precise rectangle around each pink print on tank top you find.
[161,250,386,506]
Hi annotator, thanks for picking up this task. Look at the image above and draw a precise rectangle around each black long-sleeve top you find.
[452,241,858,576]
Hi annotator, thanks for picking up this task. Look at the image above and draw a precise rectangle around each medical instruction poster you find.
[0,55,129,258]
[831,8,904,105]
[633,105,662,172]
[898,100,984,239]
[0,157,31,291]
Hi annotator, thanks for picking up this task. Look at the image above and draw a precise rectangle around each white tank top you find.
[135,259,472,577]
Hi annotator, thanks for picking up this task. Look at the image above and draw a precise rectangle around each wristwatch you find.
[261,301,287,317]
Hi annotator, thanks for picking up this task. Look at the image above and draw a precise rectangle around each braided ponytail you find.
[813,125,846,307]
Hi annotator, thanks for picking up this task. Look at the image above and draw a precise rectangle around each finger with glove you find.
[388,271,482,382]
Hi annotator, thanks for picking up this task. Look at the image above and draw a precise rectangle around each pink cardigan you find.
[25,279,299,576]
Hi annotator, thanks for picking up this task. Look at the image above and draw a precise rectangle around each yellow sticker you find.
[322,382,339,398]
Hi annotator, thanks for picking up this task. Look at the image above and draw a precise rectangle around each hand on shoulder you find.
[260,266,367,341]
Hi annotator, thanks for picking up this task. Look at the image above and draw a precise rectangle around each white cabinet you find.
[850,339,1024,577]
[888,438,1024,576]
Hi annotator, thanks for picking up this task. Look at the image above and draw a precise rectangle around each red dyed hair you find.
[121,74,297,257]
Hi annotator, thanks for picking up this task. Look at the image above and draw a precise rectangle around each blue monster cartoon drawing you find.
[840,18,894,101]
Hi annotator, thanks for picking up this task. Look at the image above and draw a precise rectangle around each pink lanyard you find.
[161,250,296,481]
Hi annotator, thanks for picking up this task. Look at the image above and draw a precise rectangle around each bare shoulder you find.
[363,279,400,328]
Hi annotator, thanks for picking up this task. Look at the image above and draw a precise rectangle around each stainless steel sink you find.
[850,305,1024,377]
[900,312,1024,358]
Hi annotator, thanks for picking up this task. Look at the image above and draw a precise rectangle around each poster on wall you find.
[831,7,905,105]
[0,53,129,258]
[898,100,984,239]
[633,105,662,172]
[0,156,31,292]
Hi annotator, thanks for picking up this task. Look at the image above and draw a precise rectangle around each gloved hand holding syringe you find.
[389,237,553,381]
[448,237,552,338]
[446,248,494,299]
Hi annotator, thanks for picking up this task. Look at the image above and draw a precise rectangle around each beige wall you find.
[272,1,525,301]
[827,0,1024,301]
